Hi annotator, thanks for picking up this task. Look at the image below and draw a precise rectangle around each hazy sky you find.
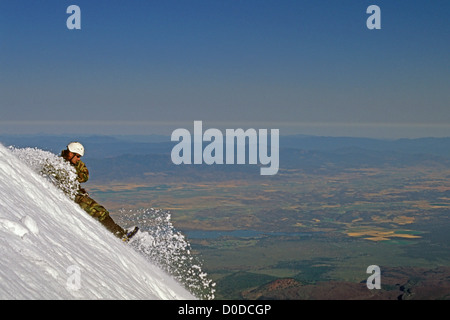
[1,0,449,138]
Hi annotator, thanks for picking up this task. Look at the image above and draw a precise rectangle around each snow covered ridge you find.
[0,143,196,299]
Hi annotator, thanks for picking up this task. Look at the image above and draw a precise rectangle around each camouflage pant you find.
[75,194,126,238]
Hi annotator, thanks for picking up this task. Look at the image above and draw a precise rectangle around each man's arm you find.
[75,161,89,183]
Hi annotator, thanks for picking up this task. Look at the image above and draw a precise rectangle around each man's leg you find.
[100,215,127,238]
[75,194,126,238]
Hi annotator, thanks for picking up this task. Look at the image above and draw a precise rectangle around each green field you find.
[88,165,450,299]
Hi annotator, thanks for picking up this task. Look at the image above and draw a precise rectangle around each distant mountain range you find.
[2,134,450,182]
[0,135,450,156]
[3,133,450,157]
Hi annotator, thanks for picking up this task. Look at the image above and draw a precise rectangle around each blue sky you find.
[1,0,449,138]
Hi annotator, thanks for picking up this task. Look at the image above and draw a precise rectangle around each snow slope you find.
[0,143,195,299]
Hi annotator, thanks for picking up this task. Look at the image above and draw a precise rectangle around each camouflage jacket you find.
[74,160,89,183]
[61,149,89,183]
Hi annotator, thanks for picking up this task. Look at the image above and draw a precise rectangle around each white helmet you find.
[67,142,85,157]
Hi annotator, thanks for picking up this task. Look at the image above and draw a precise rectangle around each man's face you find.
[68,151,81,165]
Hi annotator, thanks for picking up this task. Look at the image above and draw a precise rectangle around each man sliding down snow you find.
[61,142,138,241]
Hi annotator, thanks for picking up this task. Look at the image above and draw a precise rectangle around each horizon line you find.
[2,121,450,139]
